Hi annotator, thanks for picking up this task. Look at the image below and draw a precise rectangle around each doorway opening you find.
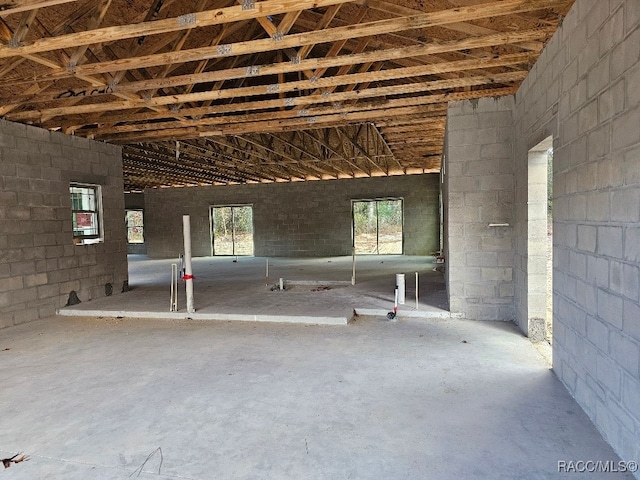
[527,137,553,345]
[352,198,403,254]
[210,205,254,256]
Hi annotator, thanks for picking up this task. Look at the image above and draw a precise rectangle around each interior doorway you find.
[352,198,403,254]
[527,137,553,344]
[210,205,254,256]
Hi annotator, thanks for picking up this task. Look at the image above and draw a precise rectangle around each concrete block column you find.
[444,96,516,321]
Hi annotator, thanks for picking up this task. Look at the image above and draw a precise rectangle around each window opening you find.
[126,210,144,244]
[70,183,103,245]
[352,198,403,254]
[210,205,254,256]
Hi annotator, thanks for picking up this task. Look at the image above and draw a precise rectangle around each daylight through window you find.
[126,210,144,244]
[70,183,102,244]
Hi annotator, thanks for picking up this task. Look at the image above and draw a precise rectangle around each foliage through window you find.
[210,205,254,256]
[126,210,144,244]
[70,183,102,244]
[353,199,403,254]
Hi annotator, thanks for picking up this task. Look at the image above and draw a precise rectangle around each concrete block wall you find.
[144,174,439,258]
[512,0,640,471]
[444,96,516,321]
[0,120,128,329]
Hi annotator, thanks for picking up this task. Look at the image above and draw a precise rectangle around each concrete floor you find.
[0,315,631,479]
[59,255,450,323]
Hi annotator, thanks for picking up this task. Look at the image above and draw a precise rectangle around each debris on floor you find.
[2,453,29,469]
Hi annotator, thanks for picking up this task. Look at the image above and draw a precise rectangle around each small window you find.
[126,210,144,244]
[70,183,103,245]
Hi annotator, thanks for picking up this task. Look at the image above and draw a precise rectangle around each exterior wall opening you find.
[352,198,403,254]
[210,205,254,256]
[527,136,553,344]
[70,183,103,245]
[126,210,144,245]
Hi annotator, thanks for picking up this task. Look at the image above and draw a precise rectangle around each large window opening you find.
[70,183,103,245]
[352,199,403,254]
[210,205,254,256]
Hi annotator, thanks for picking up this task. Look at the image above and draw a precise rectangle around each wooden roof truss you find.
[0,0,575,190]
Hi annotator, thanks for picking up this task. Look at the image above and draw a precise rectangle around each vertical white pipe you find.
[266,258,269,286]
[279,277,284,291]
[396,273,405,305]
[351,247,356,285]
[170,263,178,312]
[415,272,419,310]
[183,215,195,313]
[394,287,398,313]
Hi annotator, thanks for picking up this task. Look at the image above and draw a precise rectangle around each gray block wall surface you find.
[0,120,128,329]
[445,0,640,472]
[144,174,439,258]
[444,96,516,321]
[514,0,640,471]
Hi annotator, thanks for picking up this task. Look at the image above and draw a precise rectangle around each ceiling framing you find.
[0,0,575,190]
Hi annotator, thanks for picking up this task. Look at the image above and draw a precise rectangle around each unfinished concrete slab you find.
[0,316,632,479]
[58,255,449,324]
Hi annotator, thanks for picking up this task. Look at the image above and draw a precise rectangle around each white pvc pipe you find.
[279,277,284,291]
[266,258,269,286]
[183,215,195,314]
[394,287,398,313]
[396,273,405,305]
[170,263,178,312]
[351,247,356,285]
[415,272,419,310]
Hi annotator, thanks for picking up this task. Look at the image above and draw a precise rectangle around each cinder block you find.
[587,316,610,352]
[597,225,623,258]
[0,276,24,291]
[466,304,500,321]
[598,79,625,122]
[577,225,597,252]
[481,267,512,281]
[578,99,599,133]
[587,56,610,99]
[612,332,640,376]
[612,107,640,151]
[22,271,48,289]
[611,188,640,222]
[623,300,640,343]
[568,194,587,220]
[587,255,609,288]
[11,287,37,304]
[587,192,610,222]
[624,0,640,35]
[597,287,623,329]
[10,261,36,276]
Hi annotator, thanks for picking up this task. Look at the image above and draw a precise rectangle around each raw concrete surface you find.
[59,255,449,323]
[0,315,632,479]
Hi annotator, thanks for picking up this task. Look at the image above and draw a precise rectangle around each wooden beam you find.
[1,0,560,81]
[0,0,361,58]
[70,87,514,140]
[8,58,528,121]
[0,0,78,17]
[365,0,543,51]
